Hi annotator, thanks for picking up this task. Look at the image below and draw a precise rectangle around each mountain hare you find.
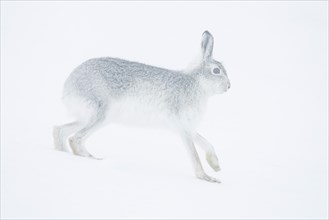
[53,31,230,183]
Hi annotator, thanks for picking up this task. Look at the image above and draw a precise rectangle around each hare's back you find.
[64,57,181,98]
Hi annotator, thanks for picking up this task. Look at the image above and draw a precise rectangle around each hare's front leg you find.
[181,131,220,183]
[194,133,220,172]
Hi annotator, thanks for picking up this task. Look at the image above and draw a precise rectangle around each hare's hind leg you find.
[68,102,107,159]
[181,131,220,183]
[194,133,220,172]
[53,122,82,152]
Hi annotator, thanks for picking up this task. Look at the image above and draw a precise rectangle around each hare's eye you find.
[213,68,221,74]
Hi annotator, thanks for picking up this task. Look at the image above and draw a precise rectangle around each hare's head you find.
[197,31,230,95]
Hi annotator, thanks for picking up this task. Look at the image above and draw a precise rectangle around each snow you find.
[1,1,328,219]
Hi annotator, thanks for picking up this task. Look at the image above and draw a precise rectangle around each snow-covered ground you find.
[1,1,328,219]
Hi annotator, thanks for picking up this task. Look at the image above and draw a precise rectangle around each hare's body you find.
[54,31,230,183]
[64,57,206,129]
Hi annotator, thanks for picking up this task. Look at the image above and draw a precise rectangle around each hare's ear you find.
[201,31,214,60]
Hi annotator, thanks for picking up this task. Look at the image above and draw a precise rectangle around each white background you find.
[1,1,328,219]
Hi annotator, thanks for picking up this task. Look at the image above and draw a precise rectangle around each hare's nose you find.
[227,83,231,89]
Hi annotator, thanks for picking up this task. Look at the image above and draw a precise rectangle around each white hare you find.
[53,31,230,183]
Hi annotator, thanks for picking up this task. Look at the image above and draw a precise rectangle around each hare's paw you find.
[68,138,102,160]
[53,126,69,152]
[196,172,221,184]
[87,154,103,160]
[77,153,102,160]
[73,150,102,160]
[72,149,102,160]
[206,153,221,172]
